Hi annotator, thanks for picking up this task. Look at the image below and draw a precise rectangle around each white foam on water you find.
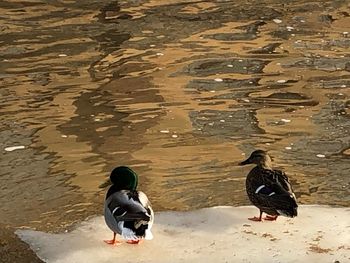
[16,206,350,263]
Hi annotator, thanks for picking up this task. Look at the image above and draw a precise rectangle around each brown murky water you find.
[1,0,350,233]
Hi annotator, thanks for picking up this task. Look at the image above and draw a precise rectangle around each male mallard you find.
[239,150,298,221]
[104,166,154,245]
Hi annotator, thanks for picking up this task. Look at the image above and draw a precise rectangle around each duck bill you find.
[239,158,252,166]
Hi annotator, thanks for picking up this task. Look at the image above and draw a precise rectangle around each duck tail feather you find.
[144,229,153,240]
[277,206,298,218]
[121,227,139,241]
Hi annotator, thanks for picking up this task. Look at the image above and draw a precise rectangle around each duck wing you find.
[264,169,295,194]
[106,190,151,222]
[248,168,298,217]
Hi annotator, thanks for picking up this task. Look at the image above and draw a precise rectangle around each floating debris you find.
[281,119,291,123]
[220,120,225,123]
[285,146,292,150]
[58,54,67,57]
[214,78,223,82]
[238,59,243,62]
[227,64,234,67]
[61,135,68,138]
[243,99,250,102]
[277,79,287,83]
[316,154,326,158]
[149,44,156,47]
[273,19,283,24]
[4,145,26,152]
[171,134,178,138]
[286,26,294,31]
[160,130,170,133]
[156,52,164,56]
[340,85,346,88]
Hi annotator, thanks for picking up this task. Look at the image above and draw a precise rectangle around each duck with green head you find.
[104,166,154,245]
[240,150,298,221]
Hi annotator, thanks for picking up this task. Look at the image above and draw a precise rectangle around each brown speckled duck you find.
[240,150,298,221]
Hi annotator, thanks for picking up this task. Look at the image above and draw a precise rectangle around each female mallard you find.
[239,150,298,221]
[104,166,154,245]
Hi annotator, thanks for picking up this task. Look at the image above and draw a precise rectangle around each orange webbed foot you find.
[263,215,278,221]
[104,239,122,246]
[248,216,262,222]
[127,239,142,245]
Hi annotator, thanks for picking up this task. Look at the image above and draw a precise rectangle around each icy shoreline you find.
[17,205,350,263]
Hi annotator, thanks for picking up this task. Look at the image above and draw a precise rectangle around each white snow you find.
[16,206,349,263]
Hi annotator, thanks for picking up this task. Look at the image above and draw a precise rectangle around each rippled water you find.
[0,0,349,231]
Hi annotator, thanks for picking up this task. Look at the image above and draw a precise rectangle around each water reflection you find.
[0,0,349,231]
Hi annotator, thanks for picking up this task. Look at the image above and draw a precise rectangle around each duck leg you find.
[248,210,263,221]
[263,215,278,221]
[104,233,121,245]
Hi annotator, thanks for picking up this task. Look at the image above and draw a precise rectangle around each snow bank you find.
[16,206,349,263]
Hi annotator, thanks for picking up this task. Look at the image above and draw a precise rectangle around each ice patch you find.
[4,145,26,152]
[277,79,287,83]
[281,119,291,123]
[16,206,349,263]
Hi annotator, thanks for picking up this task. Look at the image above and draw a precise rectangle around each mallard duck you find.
[104,166,154,245]
[239,150,298,221]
